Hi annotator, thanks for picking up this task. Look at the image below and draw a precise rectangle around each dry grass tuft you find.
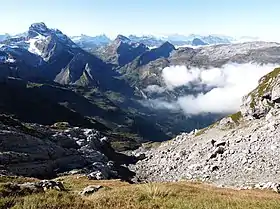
[1,175,280,209]
[139,182,174,199]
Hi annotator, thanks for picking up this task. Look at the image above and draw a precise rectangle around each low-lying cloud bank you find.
[145,63,277,115]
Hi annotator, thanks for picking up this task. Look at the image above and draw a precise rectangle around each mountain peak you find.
[115,35,131,43]
[192,38,207,46]
[30,22,48,32]
[159,41,175,50]
[0,33,10,42]
[28,22,50,38]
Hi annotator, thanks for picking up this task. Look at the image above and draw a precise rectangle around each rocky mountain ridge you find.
[72,33,236,50]
[71,34,111,50]
[93,36,149,67]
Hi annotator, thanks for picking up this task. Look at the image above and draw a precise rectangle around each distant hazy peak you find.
[115,34,131,43]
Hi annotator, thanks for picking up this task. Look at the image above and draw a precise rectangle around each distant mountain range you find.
[1,31,262,50]
[70,33,261,49]
[0,33,10,41]
[71,34,111,50]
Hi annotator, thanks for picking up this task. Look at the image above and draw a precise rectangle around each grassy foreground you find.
[1,175,280,209]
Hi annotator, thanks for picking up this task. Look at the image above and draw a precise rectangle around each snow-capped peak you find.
[27,22,74,45]
[28,22,49,38]
[30,22,48,32]
[0,22,79,61]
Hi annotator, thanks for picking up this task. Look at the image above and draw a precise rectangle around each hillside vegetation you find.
[1,175,280,209]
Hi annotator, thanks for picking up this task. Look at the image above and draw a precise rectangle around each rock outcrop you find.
[241,68,280,119]
[0,115,134,180]
[80,185,103,196]
[130,67,280,189]
[0,180,65,197]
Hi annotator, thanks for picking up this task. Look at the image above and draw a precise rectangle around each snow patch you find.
[0,55,16,63]
[5,57,16,63]
[10,45,20,49]
[147,46,158,49]
[71,36,82,42]
[26,34,46,56]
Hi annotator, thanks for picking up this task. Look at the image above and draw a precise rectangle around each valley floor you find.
[1,175,280,209]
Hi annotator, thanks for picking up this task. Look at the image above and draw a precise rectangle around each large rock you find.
[80,185,103,196]
[271,82,280,102]
[0,180,65,197]
[21,180,65,191]
[255,182,280,193]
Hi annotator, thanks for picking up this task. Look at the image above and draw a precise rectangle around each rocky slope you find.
[131,67,280,189]
[0,114,136,180]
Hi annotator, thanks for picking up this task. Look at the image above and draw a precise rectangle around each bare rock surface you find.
[0,180,65,197]
[0,117,134,180]
[80,185,103,196]
[130,68,280,189]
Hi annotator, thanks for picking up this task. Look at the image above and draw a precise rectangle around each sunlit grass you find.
[1,175,280,209]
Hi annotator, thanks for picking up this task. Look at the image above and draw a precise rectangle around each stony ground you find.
[0,116,135,181]
[130,68,280,190]
[130,111,280,188]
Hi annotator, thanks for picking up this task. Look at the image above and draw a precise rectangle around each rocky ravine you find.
[130,67,280,189]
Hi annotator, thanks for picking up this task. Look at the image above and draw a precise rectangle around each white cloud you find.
[140,99,179,110]
[162,65,201,89]
[150,63,277,115]
[143,85,166,94]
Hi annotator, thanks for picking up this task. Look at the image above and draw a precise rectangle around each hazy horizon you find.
[1,0,279,41]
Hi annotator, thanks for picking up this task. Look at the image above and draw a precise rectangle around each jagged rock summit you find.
[130,67,280,189]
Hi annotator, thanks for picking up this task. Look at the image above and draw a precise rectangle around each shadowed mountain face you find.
[0,78,169,148]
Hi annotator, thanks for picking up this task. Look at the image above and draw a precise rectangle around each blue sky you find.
[1,0,279,40]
